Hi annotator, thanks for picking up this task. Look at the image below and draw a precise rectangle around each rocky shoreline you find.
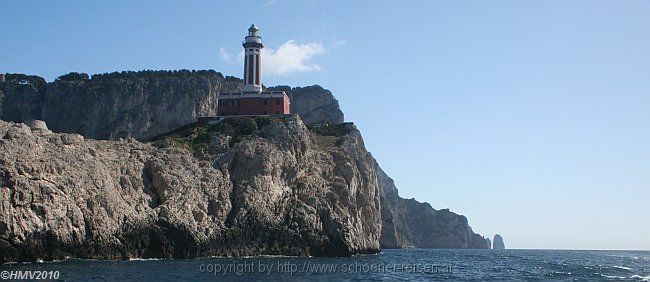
[0,71,489,263]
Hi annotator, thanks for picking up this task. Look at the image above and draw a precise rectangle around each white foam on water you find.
[630,275,650,281]
[613,265,633,271]
[603,274,626,279]
[128,258,165,261]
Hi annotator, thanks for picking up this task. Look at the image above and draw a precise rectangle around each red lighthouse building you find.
[218,25,290,116]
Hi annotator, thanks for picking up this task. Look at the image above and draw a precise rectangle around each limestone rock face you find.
[378,161,489,249]
[0,71,241,140]
[269,85,344,125]
[0,116,381,262]
[486,238,492,249]
[493,234,506,250]
[0,74,46,123]
[1,70,491,260]
[0,90,4,116]
[0,74,345,141]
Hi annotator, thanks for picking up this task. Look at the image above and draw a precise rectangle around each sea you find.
[1,249,649,281]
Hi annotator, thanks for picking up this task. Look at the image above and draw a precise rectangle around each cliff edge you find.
[377,161,489,249]
[0,116,380,262]
[0,72,344,140]
[0,70,490,262]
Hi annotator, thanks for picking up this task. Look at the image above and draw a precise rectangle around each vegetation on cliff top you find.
[149,116,285,151]
[54,69,227,82]
[307,123,352,137]
[308,123,354,148]
[2,74,47,90]
[148,116,354,152]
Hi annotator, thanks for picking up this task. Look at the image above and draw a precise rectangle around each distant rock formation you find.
[493,234,506,250]
[486,237,492,249]
[378,162,489,249]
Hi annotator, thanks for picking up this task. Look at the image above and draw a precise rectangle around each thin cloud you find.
[330,38,347,48]
[263,40,325,76]
[219,47,232,62]
[237,51,245,63]
[265,0,282,5]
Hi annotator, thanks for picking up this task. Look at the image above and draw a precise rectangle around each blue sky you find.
[2,0,649,250]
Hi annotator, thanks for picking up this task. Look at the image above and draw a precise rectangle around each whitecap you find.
[612,265,633,271]
[128,258,165,261]
[630,275,650,281]
[603,274,626,279]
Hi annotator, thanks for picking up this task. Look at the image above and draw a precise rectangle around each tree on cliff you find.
[56,72,90,81]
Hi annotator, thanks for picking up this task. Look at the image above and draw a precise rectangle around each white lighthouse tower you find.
[243,24,263,93]
[216,25,290,116]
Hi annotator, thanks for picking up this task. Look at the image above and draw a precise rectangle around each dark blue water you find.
[2,249,649,281]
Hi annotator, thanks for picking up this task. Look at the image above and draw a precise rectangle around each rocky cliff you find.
[0,116,381,263]
[0,72,343,140]
[0,70,489,262]
[377,162,489,249]
[268,85,344,124]
[493,234,506,250]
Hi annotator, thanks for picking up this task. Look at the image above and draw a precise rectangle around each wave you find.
[128,258,167,261]
[612,265,633,271]
[602,274,627,279]
[630,275,650,281]
[198,254,304,259]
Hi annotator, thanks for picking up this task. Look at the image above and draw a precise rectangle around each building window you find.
[276,111,280,114]
[233,112,238,116]
[263,111,268,115]
[255,54,261,85]
[276,99,281,105]
[263,100,268,105]
[234,100,239,106]
[247,54,254,85]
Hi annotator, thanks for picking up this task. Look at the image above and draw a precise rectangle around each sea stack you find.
[493,234,505,250]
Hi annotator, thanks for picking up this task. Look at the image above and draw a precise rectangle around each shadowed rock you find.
[493,234,506,250]
[0,72,345,140]
[0,116,381,262]
[377,161,489,249]
[0,70,491,262]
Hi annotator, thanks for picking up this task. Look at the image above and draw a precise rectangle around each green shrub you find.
[213,117,257,136]
[254,116,283,129]
[56,72,89,81]
[151,116,286,151]
[308,123,350,137]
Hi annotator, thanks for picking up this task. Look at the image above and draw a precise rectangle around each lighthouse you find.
[216,25,291,116]
[243,24,263,93]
